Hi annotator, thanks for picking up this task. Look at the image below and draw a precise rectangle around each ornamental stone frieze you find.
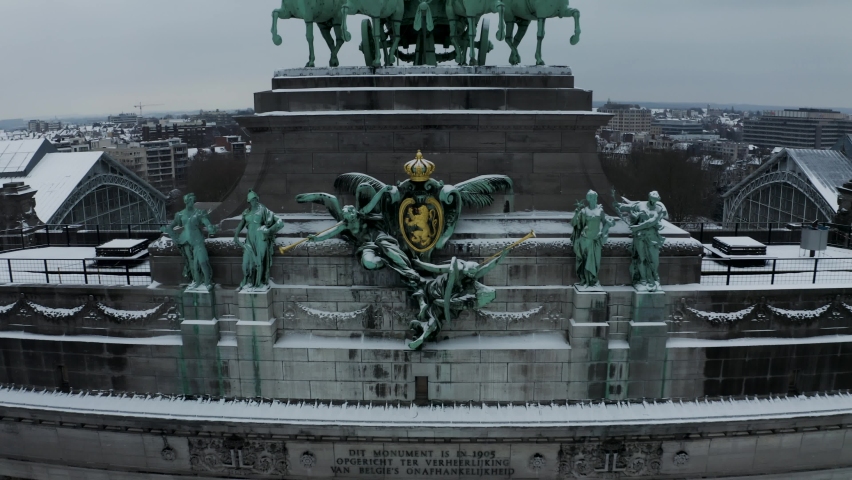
[558,440,663,478]
[188,435,289,477]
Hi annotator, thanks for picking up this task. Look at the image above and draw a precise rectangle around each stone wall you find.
[3,282,852,404]
[211,67,612,221]
[0,391,851,479]
[148,236,703,290]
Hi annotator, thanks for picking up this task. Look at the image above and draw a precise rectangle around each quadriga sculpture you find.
[271,0,347,67]
[340,0,406,66]
[445,0,505,65]
[502,0,580,65]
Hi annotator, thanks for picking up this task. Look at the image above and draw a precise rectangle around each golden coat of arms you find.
[399,197,444,253]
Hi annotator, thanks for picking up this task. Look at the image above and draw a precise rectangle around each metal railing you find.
[0,224,166,253]
[0,258,151,286]
[701,256,852,286]
[670,221,851,247]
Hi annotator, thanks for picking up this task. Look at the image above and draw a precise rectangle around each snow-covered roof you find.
[0,139,50,175]
[4,150,104,222]
[833,133,852,159]
[786,149,852,211]
[1,385,851,427]
[723,148,852,213]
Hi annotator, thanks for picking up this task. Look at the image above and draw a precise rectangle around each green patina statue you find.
[290,151,524,349]
[271,0,347,67]
[502,0,580,65]
[233,190,285,290]
[571,190,615,289]
[615,191,669,292]
[269,0,575,66]
[162,193,218,289]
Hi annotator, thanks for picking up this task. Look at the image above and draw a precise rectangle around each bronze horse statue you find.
[445,0,505,65]
[271,0,348,67]
[341,0,406,66]
[502,0,580,65]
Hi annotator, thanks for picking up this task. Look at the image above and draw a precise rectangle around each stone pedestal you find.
[626,320,668,398]
[237,287,274,322]
[632,290,667,323]
[572,286,607,323]
[182,286,216,320]
[567,319,609,399]
[214,66,613,222]
[232,288,278,397]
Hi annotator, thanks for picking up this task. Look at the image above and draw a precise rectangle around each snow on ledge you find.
[276,332,568,351]
[0,331,182,345]
[1,387,850,428]
[668,334,852,349]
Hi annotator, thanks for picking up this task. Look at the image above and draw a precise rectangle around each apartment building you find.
[597,103,652,132]
[744,108,852,148]
[98,138,187,192]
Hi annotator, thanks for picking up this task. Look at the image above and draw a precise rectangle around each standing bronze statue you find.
[571,190,614,289]
[233,190,285,290]
[162,193,218,289]
[615,191,668,292]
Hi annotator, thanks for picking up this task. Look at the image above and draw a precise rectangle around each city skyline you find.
[1,0,851,119]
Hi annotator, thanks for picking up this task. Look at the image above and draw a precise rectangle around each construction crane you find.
[134,103,164,117]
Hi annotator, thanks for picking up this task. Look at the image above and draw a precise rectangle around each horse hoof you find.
[272,35,282,46]
[570,34,580,45]
[536,59,545,66]
[330,57,340,67]
[305,62,315,68]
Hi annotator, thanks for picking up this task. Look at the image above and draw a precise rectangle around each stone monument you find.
[17,8,852,480]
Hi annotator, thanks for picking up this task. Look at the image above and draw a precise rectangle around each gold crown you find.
[404,150,435,182]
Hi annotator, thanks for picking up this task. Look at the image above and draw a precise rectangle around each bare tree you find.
[601,150,720,223]
[186,150,247,202]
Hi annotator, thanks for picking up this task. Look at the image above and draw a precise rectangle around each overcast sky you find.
[1,0,850,119]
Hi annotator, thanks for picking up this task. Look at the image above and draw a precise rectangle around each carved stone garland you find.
[558,440,663,478]
[188,435,289,477]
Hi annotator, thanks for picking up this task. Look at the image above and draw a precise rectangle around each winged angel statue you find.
[291,152,521,349]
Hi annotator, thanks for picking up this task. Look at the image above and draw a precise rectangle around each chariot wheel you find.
[476,18,490,66]
[360,19,376,66]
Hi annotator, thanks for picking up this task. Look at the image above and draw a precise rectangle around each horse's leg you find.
[504,21,517,65]
[305,21,316,67]
[512,19,530,64]
[271,8,283,46]
[371,16,382,67]
[331,21,345,66]
[534,17,545,65]
[318,21,338,67]
[445,0,463,64]
[467,16,477,65]
[566,7,580,45]
[387,14,402,65]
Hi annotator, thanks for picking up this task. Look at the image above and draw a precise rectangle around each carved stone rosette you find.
[188,436,289,477]
[558,440,663,478]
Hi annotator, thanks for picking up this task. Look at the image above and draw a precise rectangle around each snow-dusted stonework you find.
[188,437,289,477]
[0,296,178,327]
[679,296,848,326]
[685,305,756,325]
[558,440,663,478]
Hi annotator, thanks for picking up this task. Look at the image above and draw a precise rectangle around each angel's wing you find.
[453,175,514,208]
[334,173,387,204]
[295,192,344,221]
